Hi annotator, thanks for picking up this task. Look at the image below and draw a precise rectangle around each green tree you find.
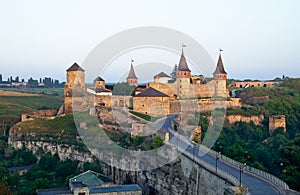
[37,153,60,172]
[112,82,135,96]
[55,159,78,178]
[83,160,103,173]
[170,64,177,82]
[151,136,164,149]
[33,178,51,190]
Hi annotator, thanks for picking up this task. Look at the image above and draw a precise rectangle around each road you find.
[168,131,281,195]
[159,115,281,195]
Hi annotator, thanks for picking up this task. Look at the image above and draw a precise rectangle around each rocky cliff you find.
[9,124,234,195]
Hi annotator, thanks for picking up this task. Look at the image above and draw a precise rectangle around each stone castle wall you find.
[226,114,264,125]
[133,96,170,117]
[229,81,280,88]
[269,115,286,135]
[21,109,57,122]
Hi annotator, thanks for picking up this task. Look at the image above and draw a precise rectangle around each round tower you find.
[94,76,105,88]
[64,62,86,114]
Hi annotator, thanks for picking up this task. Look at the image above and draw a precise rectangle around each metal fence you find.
[201,144,289,191]
[177,145,241,187]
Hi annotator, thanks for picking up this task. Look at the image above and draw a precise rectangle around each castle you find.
[64,49,241,116]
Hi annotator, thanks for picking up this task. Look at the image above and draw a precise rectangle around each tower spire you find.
[213,50,227,75]
[126,59,138,86]
[177,44,190,72]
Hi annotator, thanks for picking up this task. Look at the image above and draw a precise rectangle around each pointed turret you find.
[126,61,138,86]
[213,51,227,97]
[176,49,191,79]
[127,63,138,79]
[177,50,190,72]
[213,54,227,75]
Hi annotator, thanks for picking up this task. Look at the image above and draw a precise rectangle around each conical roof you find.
[94,76,105,81]
[126,63,138,79]
[67,63,84,72]
[213,54,227,74]
[177,50,190,72]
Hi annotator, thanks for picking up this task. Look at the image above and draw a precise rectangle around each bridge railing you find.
[201,144,289,191]
[176,146,241,187]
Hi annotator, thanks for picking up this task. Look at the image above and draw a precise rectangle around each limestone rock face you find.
[9,125,234,195]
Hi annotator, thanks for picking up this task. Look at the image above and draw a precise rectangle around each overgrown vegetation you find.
[129,111,160,122]
[0,142,102,195]
[103,128,164,151]
[211,78,300,191]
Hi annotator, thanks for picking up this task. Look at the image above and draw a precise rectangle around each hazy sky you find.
[0,0,299,82]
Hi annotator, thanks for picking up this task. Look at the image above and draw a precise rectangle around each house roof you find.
[94,76,105,81]
[36,188,71,195]
[154,72,171,78]
[177,50,190,72]
[126,63,138,79]
[134,87,169,97]
[69,170,113,187]
[66,63,85,72]
[8,165,32,173]
[213,54,227,74]
[90,184,142,193]
[93,87,111,93]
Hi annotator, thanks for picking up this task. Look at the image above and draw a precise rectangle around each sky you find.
[0,0,299,82]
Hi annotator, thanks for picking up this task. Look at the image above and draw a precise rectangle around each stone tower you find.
[269,115,286,135]
[176,49,191,98]
[213,53,227,97]
[64,63,86,114]
[127,62,138,86]
[94,76,105,88]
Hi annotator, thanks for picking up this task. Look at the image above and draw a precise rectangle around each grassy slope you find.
[1,87,64,96]
[0,91,63,123]
[14,114,78,140]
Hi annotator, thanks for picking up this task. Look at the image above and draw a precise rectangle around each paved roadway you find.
[159,115,281,195]
[171,134,279,195]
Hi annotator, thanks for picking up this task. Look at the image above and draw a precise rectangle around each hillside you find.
[216,78,300,190]
[0,90,63,125]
